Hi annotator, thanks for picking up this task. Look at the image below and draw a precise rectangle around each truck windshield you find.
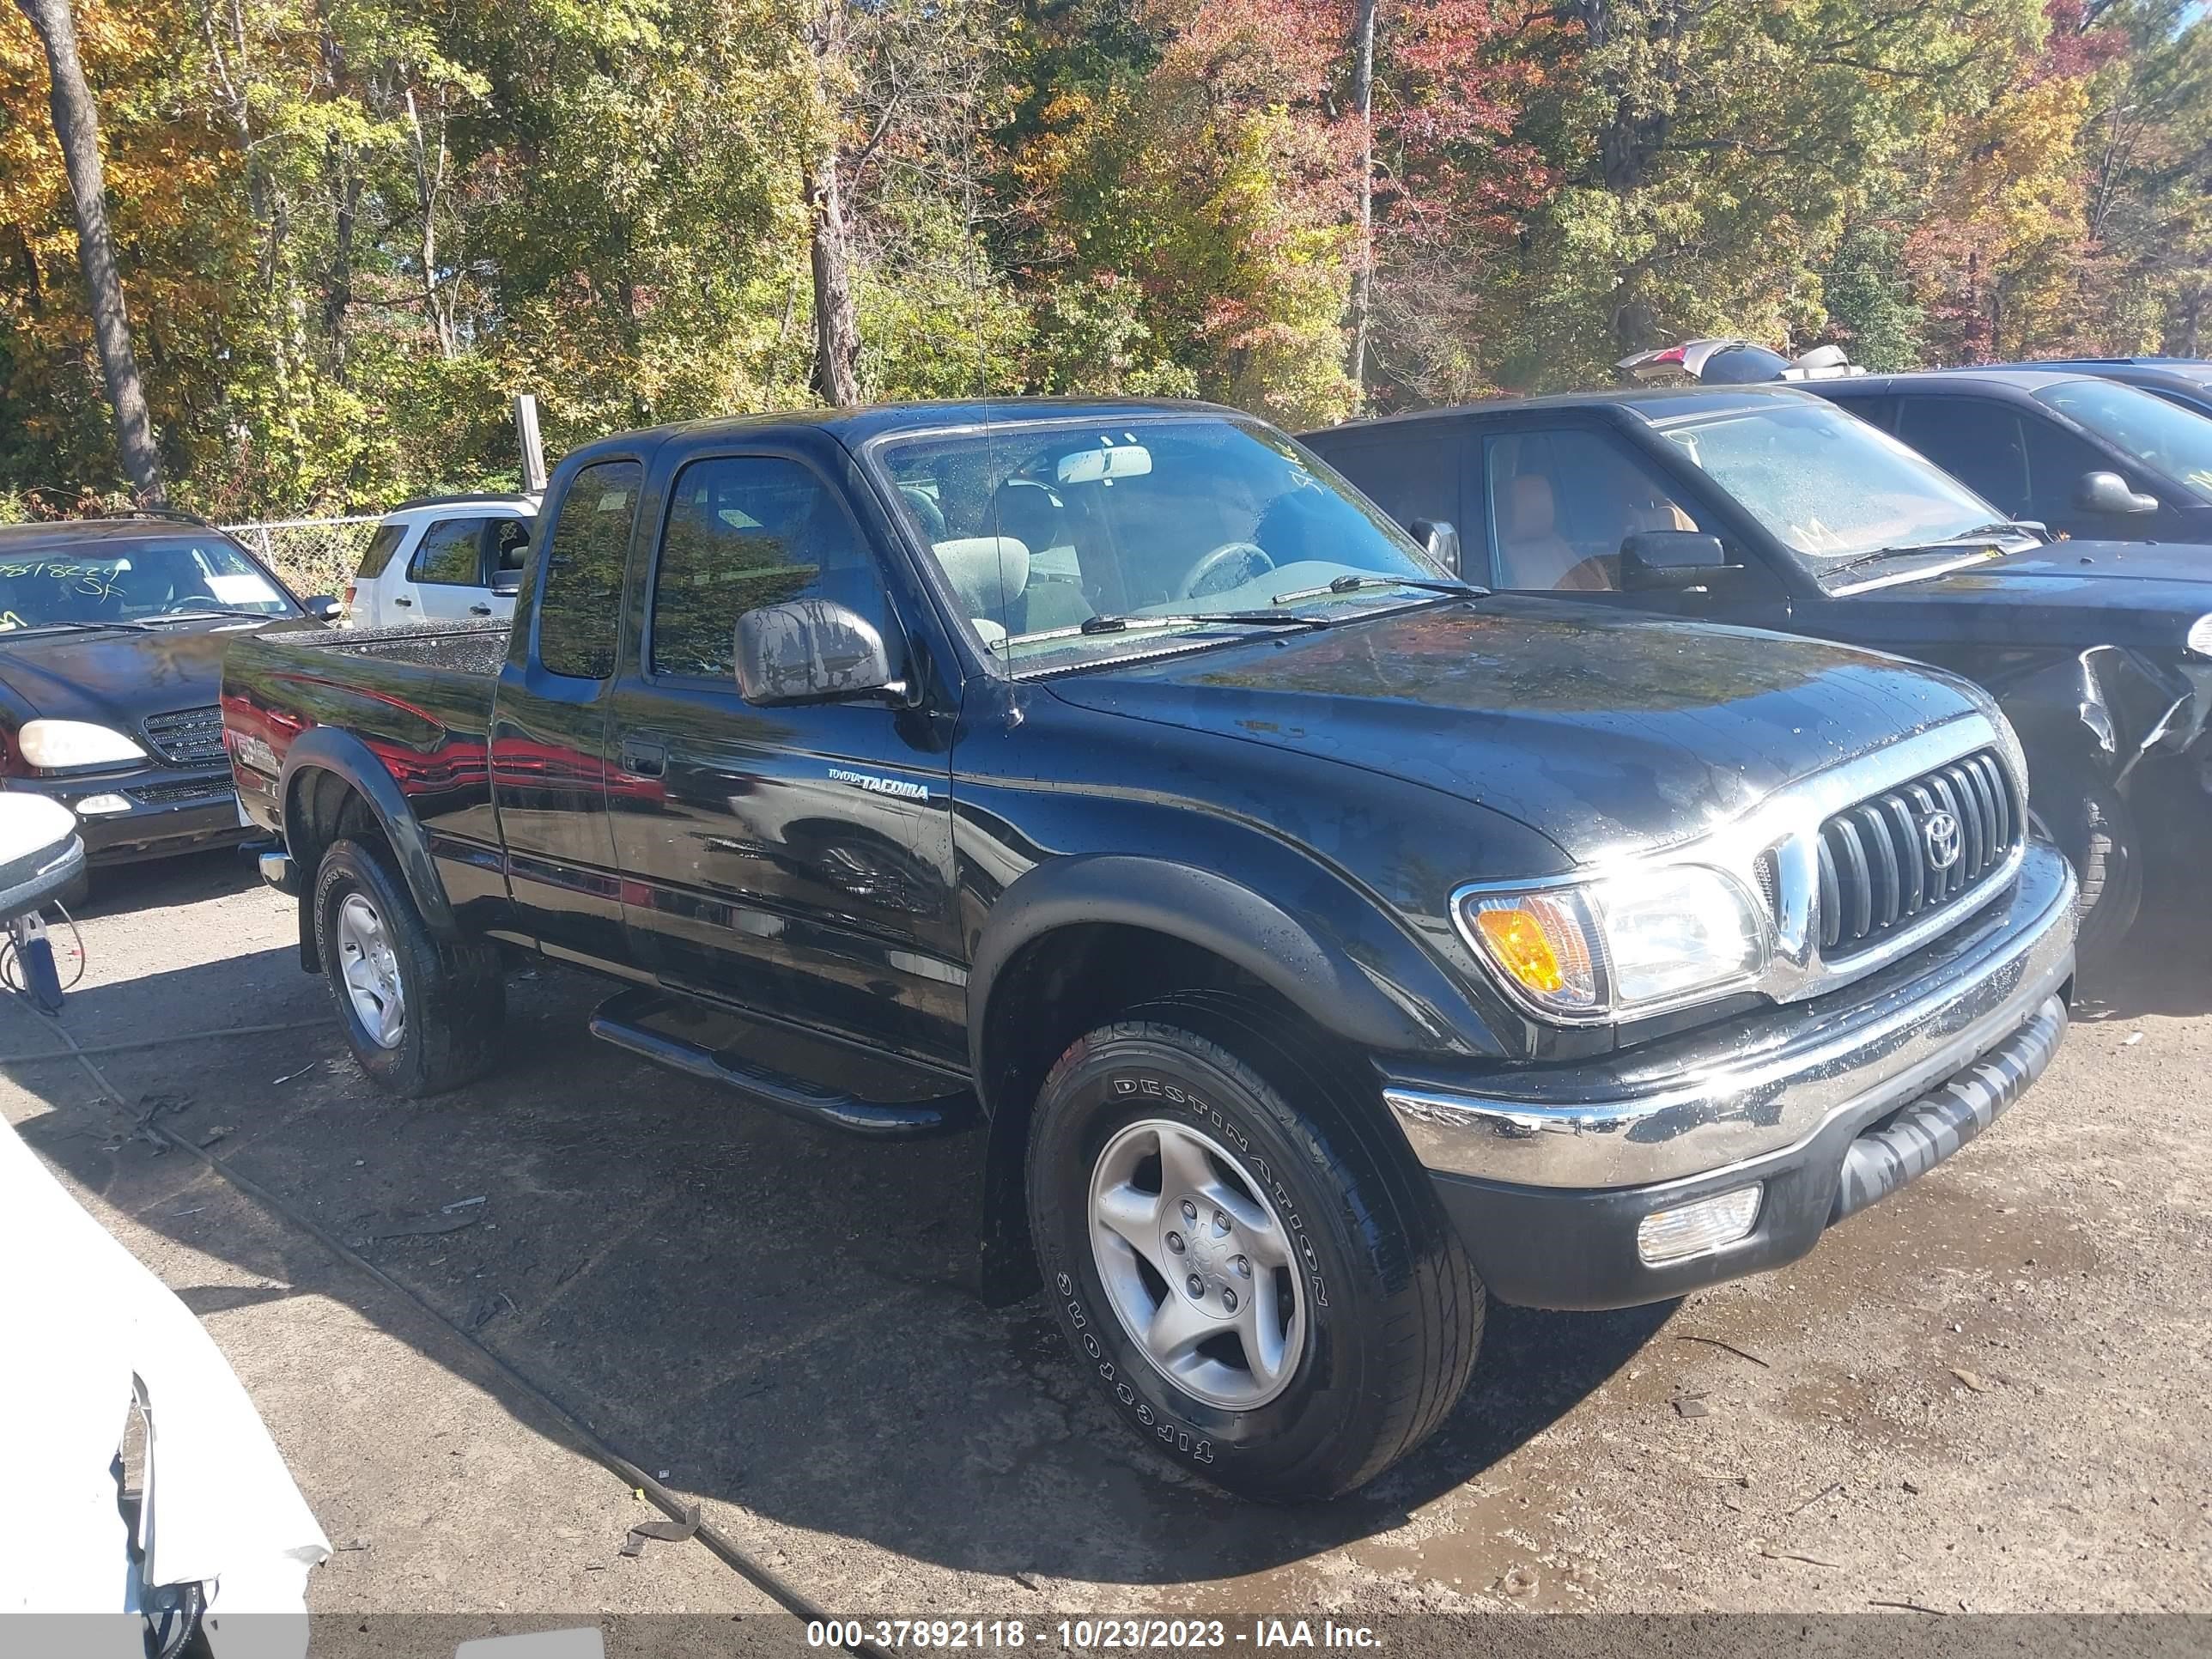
[0,536,295,631]
[1662,401,2008,568]
[872,415,1459,673]
[2035,378,2212,502]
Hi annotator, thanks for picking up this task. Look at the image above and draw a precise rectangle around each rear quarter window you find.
[355,522,407,579]
[538,461,643,679]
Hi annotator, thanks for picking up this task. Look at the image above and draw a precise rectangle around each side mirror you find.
[2076,471,2159,516]
[1620,530,1729,590]
[1408,518,1462,576]
[303,594,343,622]
[489,568,522,598]
[734,600,903,707]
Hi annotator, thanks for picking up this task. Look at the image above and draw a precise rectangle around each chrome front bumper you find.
[1383,840,2077,1191]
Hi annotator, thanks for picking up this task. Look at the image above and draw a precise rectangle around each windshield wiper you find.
[1074,611,1333,635]
[1826,523,2037,577]
[0,617,160,635]
[1268,573,1486,605]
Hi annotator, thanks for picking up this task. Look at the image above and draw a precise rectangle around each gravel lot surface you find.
[3,848,2206,1638]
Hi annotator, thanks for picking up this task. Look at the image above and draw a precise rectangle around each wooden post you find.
[514,393,547,495]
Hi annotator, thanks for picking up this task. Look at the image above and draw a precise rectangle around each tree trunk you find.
[805,0,861,406]
[15,0,165,502]
[2173,286,2203,358]
[404,86,456,359]
[1346,0,1378,404]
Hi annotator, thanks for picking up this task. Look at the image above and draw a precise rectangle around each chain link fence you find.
[222,515,384,600]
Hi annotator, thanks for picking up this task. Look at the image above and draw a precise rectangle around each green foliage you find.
[3,0,2211,514]
[1820,228,1926,371]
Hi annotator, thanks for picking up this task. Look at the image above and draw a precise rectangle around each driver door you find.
[605,447,965,1067]
[1474,426,1792,628]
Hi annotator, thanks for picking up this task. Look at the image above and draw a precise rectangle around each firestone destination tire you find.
[1025,992,1483,1502]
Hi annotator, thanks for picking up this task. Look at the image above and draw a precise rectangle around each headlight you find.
[16,719,148,771]
[2188,612,2212,659]
[1456,865,1770,1023]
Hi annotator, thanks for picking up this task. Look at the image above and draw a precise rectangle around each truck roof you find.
[557,398,1243,468]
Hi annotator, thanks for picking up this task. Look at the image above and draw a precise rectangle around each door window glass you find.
[1894,398,2029,515]
[355,522,405,579]
[1481,429,1702,592]
[1322,433,1462,533]
[489,517,532,575]
[410,519,486,586]
[650,456,889,682]
[538,460,641,679]
[2021,417,2116,524]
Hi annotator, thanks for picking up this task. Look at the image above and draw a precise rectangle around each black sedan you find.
[0,514,335,866]
[1808,366,2212,545]
[1303,386,2212,963]
[2000,357,2212,421]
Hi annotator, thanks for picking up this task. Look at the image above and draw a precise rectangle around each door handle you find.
[620,736,666,778]
[393,596,413,607]
[469,604,491,616]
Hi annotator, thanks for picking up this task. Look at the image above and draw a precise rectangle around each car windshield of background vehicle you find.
[2036,379,2212,503]
[872,416,1459,674]
[0,537,294,630]
[1662,401,2020,574]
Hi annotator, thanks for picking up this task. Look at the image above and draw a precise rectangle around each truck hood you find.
[1046,599,1984,862]
[0,619,275,728]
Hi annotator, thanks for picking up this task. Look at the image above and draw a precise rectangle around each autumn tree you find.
[10,0,161,500]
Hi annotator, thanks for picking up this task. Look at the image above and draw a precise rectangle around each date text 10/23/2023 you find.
[806,1621,1383,1650]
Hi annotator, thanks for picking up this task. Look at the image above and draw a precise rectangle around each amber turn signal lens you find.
[1473,906,1565,994]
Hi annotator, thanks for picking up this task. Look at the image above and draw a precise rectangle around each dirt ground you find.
[3,848,2208,1637]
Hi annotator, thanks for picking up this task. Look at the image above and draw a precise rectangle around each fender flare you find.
[964,854,1442,1095]
[278,726,459,939]
[965,853,1459,1306]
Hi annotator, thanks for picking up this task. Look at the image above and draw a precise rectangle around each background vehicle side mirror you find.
[489,568,522,598]
[734,600,904,707]
[1620,530,1729,590]
[1407,518,1462,576]
[302,594,343,622]
[2075,471,2159,516]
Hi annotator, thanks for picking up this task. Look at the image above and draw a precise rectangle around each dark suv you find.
[1808,367,2212,545]
[0,514,331,865]
[1304,386,2211,963]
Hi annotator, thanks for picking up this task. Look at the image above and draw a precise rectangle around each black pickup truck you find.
[223,399,2075,1500]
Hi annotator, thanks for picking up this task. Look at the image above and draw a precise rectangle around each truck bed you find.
[264,619,510,677]
[222,620,510,841]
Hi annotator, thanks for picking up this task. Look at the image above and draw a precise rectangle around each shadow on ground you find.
[72,844,263,920]
[2,932,1670,1592]
[23,835,2204,1590]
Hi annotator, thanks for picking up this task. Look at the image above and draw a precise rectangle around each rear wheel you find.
[1026,993,1482,1501]
[313,836,504,1095]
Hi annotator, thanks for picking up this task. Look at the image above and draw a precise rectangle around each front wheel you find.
[2041,784,2143,969]
[313,836,505,1096]
[1026,994,1482,1501]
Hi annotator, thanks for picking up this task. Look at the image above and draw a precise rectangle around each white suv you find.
[343,495,537,628]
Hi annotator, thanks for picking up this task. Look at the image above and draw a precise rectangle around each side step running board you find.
[588,988,973,1139]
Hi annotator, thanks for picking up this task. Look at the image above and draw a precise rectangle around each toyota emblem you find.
[1923,809,1962,871]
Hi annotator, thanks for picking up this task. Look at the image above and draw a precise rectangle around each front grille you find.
[125,780,235,808]
[1816,748,2020,957]
[141,705,225,768]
